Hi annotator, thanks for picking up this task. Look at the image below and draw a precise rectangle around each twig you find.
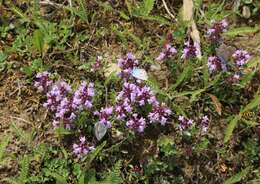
[9,116,33,125]
[68,0,72,7]
[39,0,64,8]
[162,0,177,21]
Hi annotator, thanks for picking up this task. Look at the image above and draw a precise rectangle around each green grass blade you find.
[224,115,240,143]
[224,167,250,184]
[0,136,10,162]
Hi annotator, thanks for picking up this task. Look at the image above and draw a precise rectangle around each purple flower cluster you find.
[136,85,158,106]
[232,49,251,67]
[117,53,139,79]
[94,107,113,128]
[115,82,171,131]
[115,100,132,120]
[35,73,95,129]
[34,71,53,92]
[72,82,94,110]
[43,81,72,112]
[200,115,209,133]
[35,73,97,156]
[207,56,226,73]
[117,82,138,102]
[156,44,177,61]
[148,103,171,125]
[126,114,146,133]
[181,41,200,59]
[55,97,76,129]
[207,19,228,43]
[114,53,172,132]
[72,136,95,158]
[178,116,194,131]
[117,82,157,106]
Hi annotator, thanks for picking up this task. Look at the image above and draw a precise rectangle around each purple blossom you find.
[117,53,139,79]
[55,97,76,129]
[200,115,209,133]
[207,56,226,73]
[72,82,94,110]
[117,82,138,103]
[232,50,251,66]
[181,41,200,59]
[94,107,113,128]
[34,71,53,92]
[136,85,158,106]
[72,136,95,158]
[126,114,146,133]
[207,19,228,43]
[178,116,194,131]
[156,44,177,61]
[91,56,103,72]
[148,103,171,125]
[115,100,132,120]
[43,80,71,112]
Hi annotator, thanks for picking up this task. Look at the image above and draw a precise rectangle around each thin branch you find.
[68,0,72,7]
[162,0,177,21]
[39,0,65,8]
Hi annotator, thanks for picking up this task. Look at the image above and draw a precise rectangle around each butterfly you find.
[94,122,108,141]
[216,44,236,71]
[131,68,148,81]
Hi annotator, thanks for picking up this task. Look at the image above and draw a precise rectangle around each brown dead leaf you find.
[219,163,228,173]
[209,94,222,115]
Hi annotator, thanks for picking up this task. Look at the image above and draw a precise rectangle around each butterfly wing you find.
[132,68,148,80]
[94,122,108,141]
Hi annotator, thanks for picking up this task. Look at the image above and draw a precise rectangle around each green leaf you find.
[0,52,7,71]
[224,94,260,143]
[82,141,106,169]
[125,0,133,16]
[54,127,72,137]
[224,167,250,184]
[18,156,30,184]
[240,94,260,114]
[21,59,46,77]
[224,115,240,143]
[10,6,30,22]
[141,0,155,16]
[158,135,174,147]
[45,171,68,184]
[247,56,260,68]
[103,161,123,184]
[78,174,85,184]
[170,63,193,91]
[138,15,170,25]
[224,26,259,37]
[239,71,256,87]
[119,11,130,20]
[0,52,7,63]
[84,169,97,183]
[11,123,33,146]
[0,136,10,162]
[33,29,44,54]
[190,88,205,103]
[195,138,210,152]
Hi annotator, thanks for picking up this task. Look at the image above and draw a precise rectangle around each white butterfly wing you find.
[94,122,108,141]
[132,68,148,80]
